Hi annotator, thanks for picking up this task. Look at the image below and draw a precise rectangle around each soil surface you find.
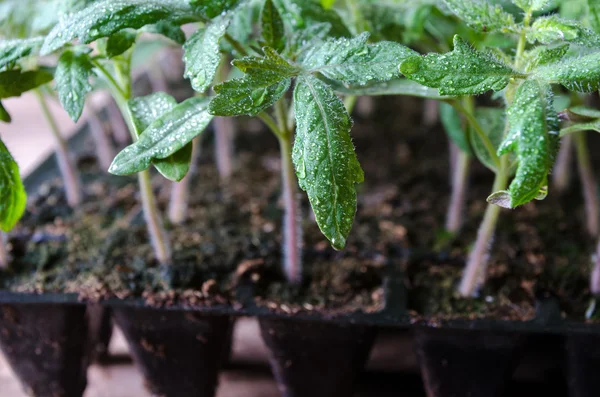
[1,95,596,321]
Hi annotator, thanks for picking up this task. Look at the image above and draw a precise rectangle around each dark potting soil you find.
[1,95,596,322]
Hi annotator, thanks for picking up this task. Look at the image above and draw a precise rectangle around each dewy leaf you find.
[527,16,600,46]
[302,32,417,85]
[261,0,285,52]
[183,13,230,93]
[523,44,569,72]
[0,37,44,70]
[470,107,505,171]
[534,50,600,92]
[292,74,363,250]
[120,92,192,180]
[55,50,93,122]
[209,48,298,116]
[110,95,213,181]
[494,80,559,208]
[442,0,515,32]
[105,30,137,58]
[272,0,351,37]
[400,35,518,96]
[512,0,548,11]
[0,70,53,99]
[41,0,195,55]
[189,0,241,18]
[0,139,26,232]
[286,22,331,60]
[440,102,471,154]
[330,78,449,99]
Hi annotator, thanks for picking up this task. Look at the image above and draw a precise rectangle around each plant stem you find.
[553,134,573,193]
[0,232,8,269]
[106,98,130,146]
[35,89,82,208]
[423,98,439,127]
[168,136,201,225]
[86,104,115,171]
[213,58,235,180]
[213,117,235,180]
[574,132,599,236]
[259,100,302,283]
[457,17,531,296]
[356,96,374,118]
[592,241,600,294]
[446,149,470,234]
[458,155,509,297]
[96,60,172,265]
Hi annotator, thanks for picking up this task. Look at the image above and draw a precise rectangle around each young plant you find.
[200,0,416,282]
[399,0,600,296]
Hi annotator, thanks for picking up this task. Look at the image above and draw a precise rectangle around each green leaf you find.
[190,0,241,18]
[493,80,559,208]
[523,44,569,72]
[512,0,548,12]
[261,0,285,52]
[124,92,191,181]
[41,0,195,55]
[0,102,11,123]
[0,69,53,99]
[329,78,449,99]
[292,74,363,250]
[568,105,600,119]
[183,13,230,93]
[0,37,44,70]
[105,30,137,57]
[527,16,600,46]
[440,102,471,154]
[561,120,600,135]
[209,48,298,116]
[0,139,26,232]
[470,107,505,171]
[534,50,600,92]
[55,50,92,122]
[302,32,417,85]
[286,22,331,59]
[400,35,518,96]
[320,0,336,9]
[109,95,213,181]
[144,21,186,44]
[272,0,351,37]
[442,0,515,32]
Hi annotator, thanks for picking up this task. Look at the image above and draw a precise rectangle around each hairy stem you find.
[35,89,82,208]
[423,99,439,127]
[446,149,470,234]
[106,98,130,146]
[279,134,302,283]
[86,104,115,171]
[98,61,173,265]
[259,100,302,283]
[214,59,235,180]
[553,134,573,193]
[458,156,509,297]
[575,133,599,236]
[214,116,235,181]
[168,137,201,225]
[592,241,600,294]
[0,232,8,269]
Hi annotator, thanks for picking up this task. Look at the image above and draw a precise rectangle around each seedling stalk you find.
[94,59,172,265]
[86,104,115,171]
[574,132,599,236]
[553,134,573,193]
[168,136,201,225]
[446,149,470,234]
[0,232,8,269]
[34,89,82,208]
